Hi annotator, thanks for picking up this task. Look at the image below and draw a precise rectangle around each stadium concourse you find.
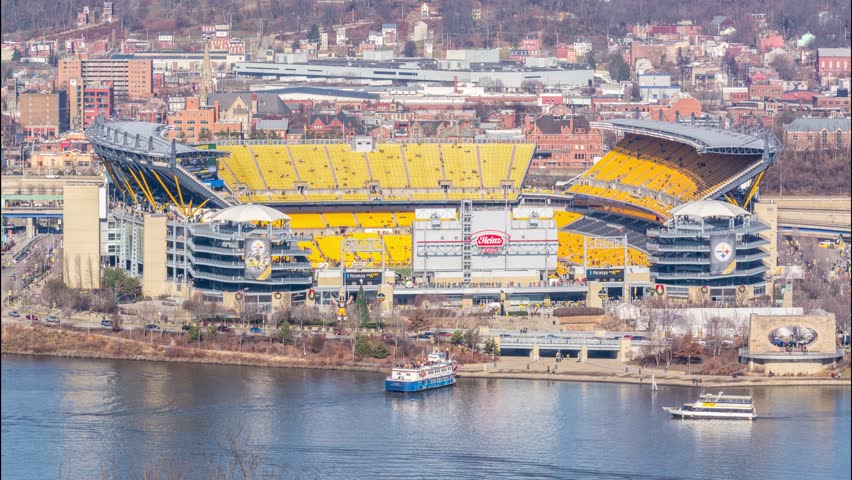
[83,116,781,311]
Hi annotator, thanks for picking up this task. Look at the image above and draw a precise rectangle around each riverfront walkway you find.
[459,356,851,387]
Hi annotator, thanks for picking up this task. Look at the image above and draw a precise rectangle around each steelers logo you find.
[714,242,733,262]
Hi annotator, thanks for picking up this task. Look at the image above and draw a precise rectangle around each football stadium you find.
[80,115,782,311]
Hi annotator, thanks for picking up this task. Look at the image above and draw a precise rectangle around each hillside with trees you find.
[2,0,850,49]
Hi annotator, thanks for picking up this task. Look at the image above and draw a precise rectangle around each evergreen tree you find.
[586,52,596,70]
[608,54,631,82]
[356,285,370,325]
[307,24,321,43]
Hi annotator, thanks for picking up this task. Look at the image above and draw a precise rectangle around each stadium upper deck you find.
[87,117,233,212]
[214,142,535,204]
[571,120,782,222]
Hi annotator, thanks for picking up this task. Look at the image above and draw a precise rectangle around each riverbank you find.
[0,324,388,374]
[3,324,849,388]
[458,356,851,388]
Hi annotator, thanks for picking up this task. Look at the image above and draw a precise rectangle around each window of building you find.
[837,130,843,148]
[821,129,828,148]
[791,132,798,142]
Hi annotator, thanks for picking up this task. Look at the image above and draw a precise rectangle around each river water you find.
[1,355,849,480]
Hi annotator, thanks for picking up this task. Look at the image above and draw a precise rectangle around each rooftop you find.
[817,48,851,57]
[85,117,225,158]
[670,200,750,219]
[595,119,777,155]
[783,117,851,133]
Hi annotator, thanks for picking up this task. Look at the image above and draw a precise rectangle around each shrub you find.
[309,334,326,354]
[553,307,605,317]
[276,323,293,344]
[354,335,390,358]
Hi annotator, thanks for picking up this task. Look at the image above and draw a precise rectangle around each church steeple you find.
[200,41,213,106]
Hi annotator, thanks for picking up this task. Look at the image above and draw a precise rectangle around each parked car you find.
[100,319,113,328]
[8,310,20,317]
[216,325,233,333]
[45,315,59,323]
[145,324,160,331]
[249,327,263,334]
[181,325,192,331]
[632,335,646,341]
[25,314,39,321]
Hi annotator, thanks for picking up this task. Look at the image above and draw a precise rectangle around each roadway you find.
[1,175,104,196]
[762,196,851,236]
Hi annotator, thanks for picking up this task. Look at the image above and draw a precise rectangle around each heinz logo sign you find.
[473,232,506,254]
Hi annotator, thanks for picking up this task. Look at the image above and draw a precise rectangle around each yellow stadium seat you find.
[326,145,371,190]
[356,212,395,228]
[554,210,582,228]
[479,144,514,188]
[509,144,535,187]
[394,212,414,227]
[217,146,265,190]
[289,145,336,189]
[404,144,444,189]
[288,214,327,230]
[251,145,300,190]
[323,213,358,228]
[366,145,407,188]
[441,144,480,188]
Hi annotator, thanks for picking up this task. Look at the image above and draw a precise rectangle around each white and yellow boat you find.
[663,392,756,420]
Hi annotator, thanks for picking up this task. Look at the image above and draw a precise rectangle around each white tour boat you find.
[663,392,756,420]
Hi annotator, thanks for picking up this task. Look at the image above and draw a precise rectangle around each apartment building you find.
[58,58,152,99]
[19,91,69,137]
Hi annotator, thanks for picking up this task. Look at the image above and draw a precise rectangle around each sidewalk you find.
[459,355,851,387]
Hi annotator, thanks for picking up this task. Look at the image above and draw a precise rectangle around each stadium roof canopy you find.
[593,119,778,155]
[670,200,750,219]
[210,204,291,223]
[86,117,226,159]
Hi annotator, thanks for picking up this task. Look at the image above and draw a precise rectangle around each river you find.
[1,355,849,479]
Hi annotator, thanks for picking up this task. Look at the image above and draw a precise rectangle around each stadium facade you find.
[412,205,558,286]
[82,115,782,311]
[646,201,771,303]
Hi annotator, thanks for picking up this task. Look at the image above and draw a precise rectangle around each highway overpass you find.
[762,196,851,237]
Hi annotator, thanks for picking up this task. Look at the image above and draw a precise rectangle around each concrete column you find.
[274,291,293,311]
[25,218,35,239]
[461,296,473,309]
[531,343,540,361]
[579,345,588,362]
[587,281,603,308]
[753,201,778,273]
[783,285,793,308]
[616,337,632,363]
[142,214,168,298]
[378,283,394,314]
[62,185,101,289]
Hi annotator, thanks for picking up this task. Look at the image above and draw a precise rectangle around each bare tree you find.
[704,316,732,357]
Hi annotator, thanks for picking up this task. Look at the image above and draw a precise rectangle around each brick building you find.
[524,114,602,169]
[166,97,242,142]
[783,117,851,151]
[58,58,153,99]
[748,83,784,101]
[19,91,69,137]
[817,48,851,84]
